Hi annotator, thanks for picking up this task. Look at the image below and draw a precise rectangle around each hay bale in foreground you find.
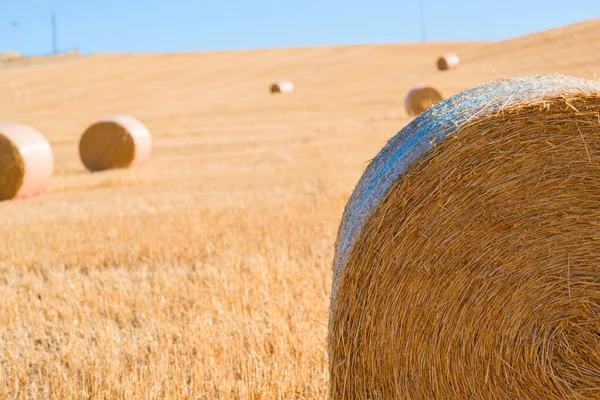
[79,115,152,172]
[0,123,53,201]
[405,85,443,116]
[270,80,294,94]
[437,53,460,70]
[330,74,600,399]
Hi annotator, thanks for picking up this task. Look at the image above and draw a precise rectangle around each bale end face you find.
[270,81,294,94]
[0,124,53,201]
[79,115,152,172]
[437,54,460,71]
[330,74,600,399]
[0,134,25,200]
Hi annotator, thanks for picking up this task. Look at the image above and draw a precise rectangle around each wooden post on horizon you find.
[11,21,18,52]
[52,13,58,54]
[419,0,426,42]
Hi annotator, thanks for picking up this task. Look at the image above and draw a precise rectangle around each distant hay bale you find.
[0,51,21,62]
[404,85,443,116]
[437,53,460,70]
[329,74,600,399]
[79,115,152,172]
[0,123,53,201]
[270,81,294,94]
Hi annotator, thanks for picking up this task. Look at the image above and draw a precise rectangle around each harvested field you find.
[0,17,599,399]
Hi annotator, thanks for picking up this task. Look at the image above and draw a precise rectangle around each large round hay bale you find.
[405,85,443,116]
[79,115,152,172]
[330,74,600,399]
[437,53,460,70]
[270,80,294,94]
[0,123,53,201]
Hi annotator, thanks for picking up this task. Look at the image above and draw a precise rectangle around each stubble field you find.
[0,18,599,399]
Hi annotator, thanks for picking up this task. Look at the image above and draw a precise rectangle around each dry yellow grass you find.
[0,18,598,398]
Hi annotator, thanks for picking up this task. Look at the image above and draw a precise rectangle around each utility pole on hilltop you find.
[51,13,58,54]
[419,0,426,42]
[11,21,18,51]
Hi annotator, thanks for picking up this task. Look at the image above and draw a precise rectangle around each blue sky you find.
[0,1,598,55]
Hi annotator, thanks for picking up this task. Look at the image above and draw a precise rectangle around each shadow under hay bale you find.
[329,74,600,399]
[405,85,443,116]
[270,80,294,94]
[437,53,460,71]
[79,115,152,172]
[0,123,53,201]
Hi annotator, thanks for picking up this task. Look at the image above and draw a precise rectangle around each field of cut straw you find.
[0,18,599,398]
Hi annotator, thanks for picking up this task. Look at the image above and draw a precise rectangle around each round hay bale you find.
[0,123,53,201]
[270,80,294,94]
[437,53,460,71]
[405,85,443,116]
[330,74,600,399]
[79,115,152,172]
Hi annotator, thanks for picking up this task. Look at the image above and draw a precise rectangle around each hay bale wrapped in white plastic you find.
[79,114,152,172]
[437,53,460,70]
[330,74,600,399]
[270,80,294,94]
[0,123,53,201]
[405,85,443,116]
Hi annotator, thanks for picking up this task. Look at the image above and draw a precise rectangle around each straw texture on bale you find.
[0,123,53,201]
[437,53,460,70]
[270,80,294,94]
[79,114,152,172]
[330,74,600,399]
[404,85,443,116]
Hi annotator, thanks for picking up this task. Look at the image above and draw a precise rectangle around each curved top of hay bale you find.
[79,114,152,172]
[0,123,53,200]
[437,53,459,70]
[270,80,294,93]
[333,74,600,299]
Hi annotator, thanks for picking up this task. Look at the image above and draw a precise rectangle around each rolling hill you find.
[0,18,598,399]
